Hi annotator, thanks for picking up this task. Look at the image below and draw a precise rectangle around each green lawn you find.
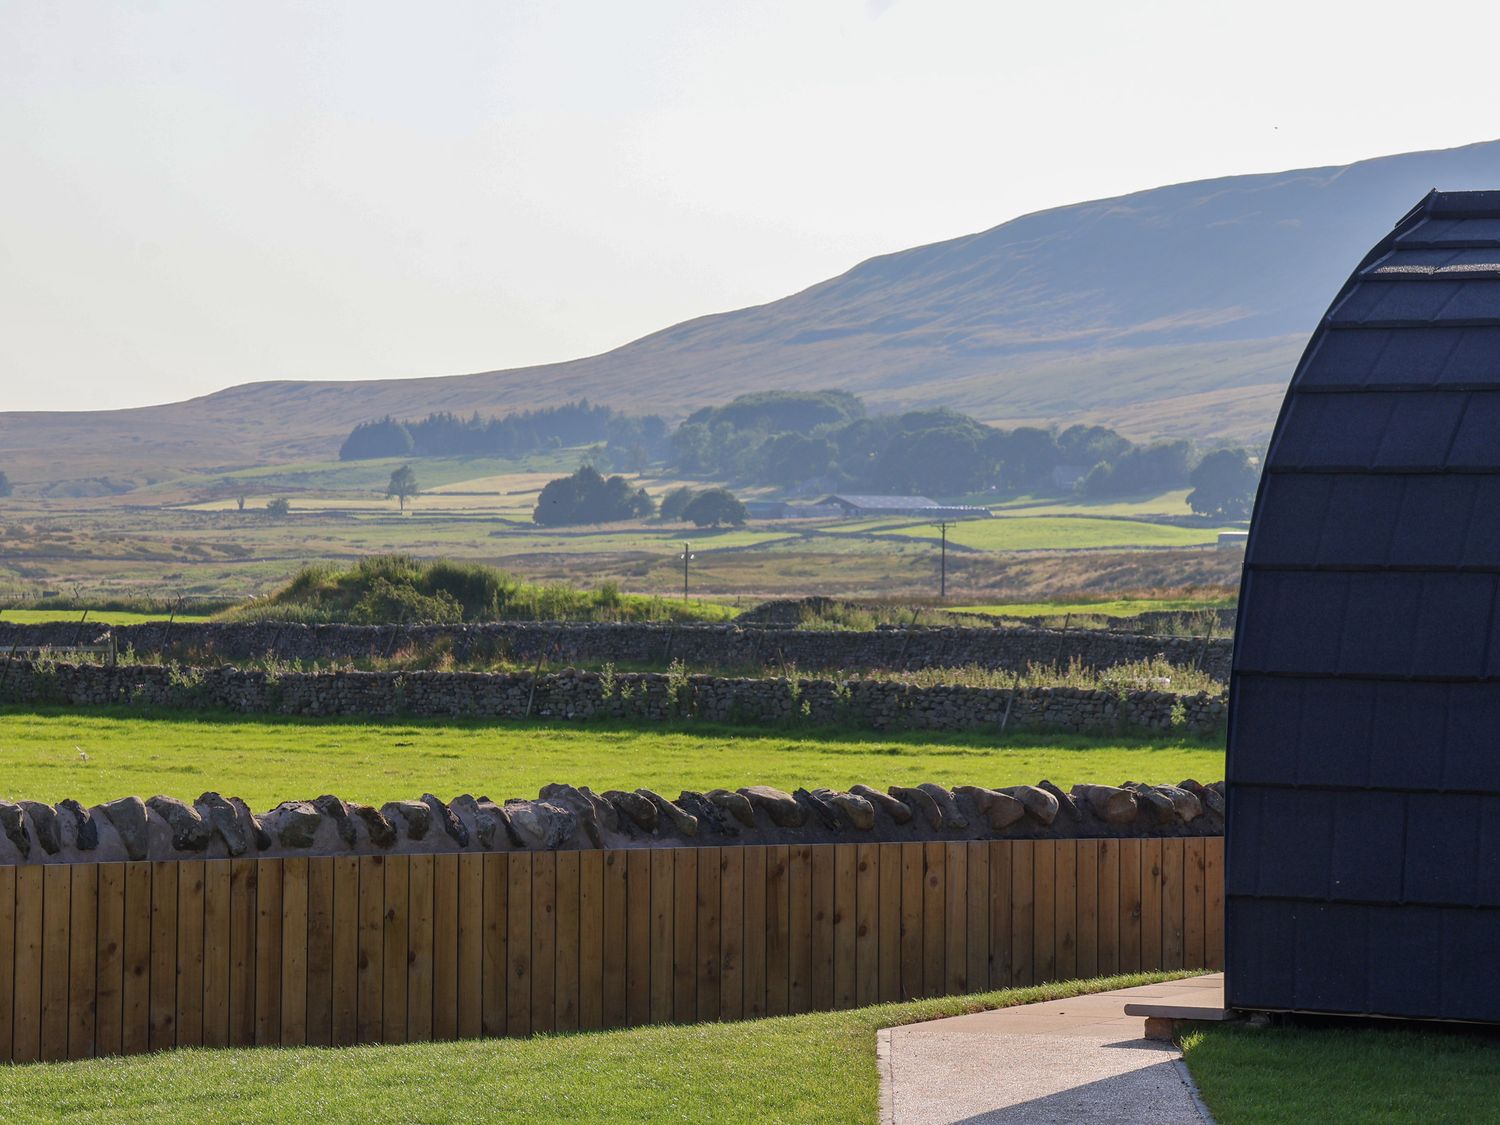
[0,973,1181,1124]
[1182,1023,1500,1124]
[0,708,1224,806]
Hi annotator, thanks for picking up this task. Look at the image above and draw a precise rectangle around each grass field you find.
[895,516,1231,552]
[0,609,216,625]
[952,596,1235,619]
[0,708,1225,806]
[1182,1023,1500,1124]
[0,973,1182,1124]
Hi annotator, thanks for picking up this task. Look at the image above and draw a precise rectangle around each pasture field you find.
[0,708,1226,806]
[883,516,1231,552]
[0,609,216,625]
[952,596,1235,619]
[0,974,1182,1124]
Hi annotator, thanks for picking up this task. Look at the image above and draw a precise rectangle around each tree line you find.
[339,401,670,464]
[668,390,1258,514]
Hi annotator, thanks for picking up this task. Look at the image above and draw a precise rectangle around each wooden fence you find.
[0,837,1223,1063]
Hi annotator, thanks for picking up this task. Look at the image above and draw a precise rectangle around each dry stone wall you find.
[0,660,1226,736]
[0,779,1226,866]
[0,620,1232,679]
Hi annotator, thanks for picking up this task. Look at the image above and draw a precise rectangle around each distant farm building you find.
[818,494,992,519]
[1217,530,1248,549]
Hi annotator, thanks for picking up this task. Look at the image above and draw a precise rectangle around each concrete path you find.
[882,975,1221,1124]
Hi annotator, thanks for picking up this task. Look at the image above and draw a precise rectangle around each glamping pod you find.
[1228,190,1500,1022]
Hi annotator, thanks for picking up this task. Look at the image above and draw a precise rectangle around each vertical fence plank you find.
[554,851,580,1033]
[719,847,744,1021]
[507,852,533,1037]
[1118,839,1142,973]
[1009,841,1034,987]
[0,868,10,1063]
[878,843,901,1002]
[899,843,923,999]
[787,845,813,1014]
[578,850,604,1031]
[921,842,946,998]
[280,857,308,1047]
[763,845,789,1016]
[1141,838,1163,971]
[175,860,204,1050]
[202,860,231,1049]
[833,844,857,1010]
[381,855,409,1044]
[456,853,483,1040]
[1161,838,1185,971]
[0,868,12,1063]
[94,864,125,1058]
[432,854,459,1042]
[332,856,360,1046]
[306,856,335,1047]
[68,863,98,1059]
[356,856,385,1044]
[481,854,507,1038]
[672,849,698,1023]
[1054,841,1077,983]
[855,843,880,1008]
[1076,839,1099,980]
[1183,837,1206,969]
[40,865,71,1062]
[626,850,652,1026]
[406,854,434,1043]
[602,850,629,1028]
[944,843,967,996]
[151,861,179,1052]
[225,860,256,1049]
[254,859,281,1047]
[121,863,151,1057]
[743,846,768,1018]
[648,849,673,1024]
[809,846,835,1012]
[696,846,721,1022]
[965,842,988,995]
[1204,837,1225,971]
[1032,841,1057,985]
[530,852,557,1035]
[1096,840,1119,977]
[13,865,43,1064]
[987,842,1012,990]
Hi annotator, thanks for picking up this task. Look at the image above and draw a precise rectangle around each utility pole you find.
[935,521,950,599]
[679,542,695,603]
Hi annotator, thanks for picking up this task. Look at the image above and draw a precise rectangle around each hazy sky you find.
[4,0,1500,413]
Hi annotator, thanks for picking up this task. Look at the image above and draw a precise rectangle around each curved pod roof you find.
[1228,190,1500,1023]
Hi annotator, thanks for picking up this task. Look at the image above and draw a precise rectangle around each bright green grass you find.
[0,973,1183,1125]
[952,597,1235,619]
[1182,1023,1500,1124]
[0,610,216,625]
[889,517,1229,552]
[0,708,1224,806]
[990,489,1195,518]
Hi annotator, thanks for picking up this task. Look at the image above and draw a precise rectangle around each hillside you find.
[6,139,1500,488]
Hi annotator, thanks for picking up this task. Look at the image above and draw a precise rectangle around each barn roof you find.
[1228,190,1500,1022]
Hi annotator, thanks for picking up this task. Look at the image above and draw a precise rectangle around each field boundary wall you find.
[0,837,1224,1062]
[0,660,1227,736]
[0,620,1233,680]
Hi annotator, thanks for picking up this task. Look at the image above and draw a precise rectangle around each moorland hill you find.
[6,139,1500,489]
